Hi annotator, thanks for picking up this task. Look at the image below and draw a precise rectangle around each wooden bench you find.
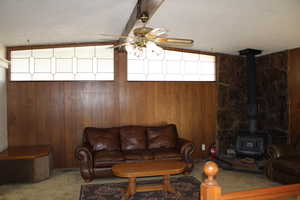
[0,145,53,184]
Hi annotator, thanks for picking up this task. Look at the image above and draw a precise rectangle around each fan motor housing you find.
[133,27,153,37]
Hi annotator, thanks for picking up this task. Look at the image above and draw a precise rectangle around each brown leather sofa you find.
[265,140,300,184]
[75,124,195,182]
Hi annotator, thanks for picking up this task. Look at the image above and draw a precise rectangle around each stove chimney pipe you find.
[239,48,262,134]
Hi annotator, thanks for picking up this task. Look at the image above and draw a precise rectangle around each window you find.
[127,48,215,81]
[10,45,114,81]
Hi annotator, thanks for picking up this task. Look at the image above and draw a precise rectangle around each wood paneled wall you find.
[7,48,217,168]
[288,48,300,142]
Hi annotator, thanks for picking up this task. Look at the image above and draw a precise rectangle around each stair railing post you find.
[200,161,222,200]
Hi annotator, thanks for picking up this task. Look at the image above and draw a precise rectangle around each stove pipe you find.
[239,49,262,134]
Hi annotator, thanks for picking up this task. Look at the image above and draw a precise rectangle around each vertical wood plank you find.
[288,48,300,143]
[7,53,218,168]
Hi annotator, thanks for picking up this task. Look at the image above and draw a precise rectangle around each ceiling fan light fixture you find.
[147,41,163,55]
[125,41,163,58]
[126,44,145,58]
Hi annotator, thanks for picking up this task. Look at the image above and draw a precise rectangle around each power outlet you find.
[201,144,206,151]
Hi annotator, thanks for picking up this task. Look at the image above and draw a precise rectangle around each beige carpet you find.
[0,161,280,200]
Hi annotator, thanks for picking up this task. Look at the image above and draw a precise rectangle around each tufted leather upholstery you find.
[75,124,195,182]
[83,127,120,151]
[120,126,147,150]
[147,124,178,149]
[265,140,300,184]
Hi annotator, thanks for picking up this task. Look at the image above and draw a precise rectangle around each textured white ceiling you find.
[0,0,300,55]
[0,0,137,46]
[149,0,300,55]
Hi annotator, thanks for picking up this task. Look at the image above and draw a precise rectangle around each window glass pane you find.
[54,73,74,81]
[10,45,114,81]
[200,62,215,75]
[54,48,74,58]
[165,74,183,81]
[75,73,95,80]
[165,50,182,60]
[32,49,53,58]
[11,73,32,81]
[166,61,181,74]
[127,74,146,81]
[33,73,53,80]
[148,60,163,74]
[77,59,93,73]
[96,73,114,80]
[184,75,199,81]
[96,46,113,59]
[56,59,73,73]
[11,59,29,72]
[11,50,31,58]
[75,47,94,58]
[127,48,215,82]
[184,61,198,74]
[97,59,114,73]
[200,54,215,62]
[147,74,164,81]
[200,74,215,81]
[183,52,199,61]
[128,60,144,74]
[34,59,51,73]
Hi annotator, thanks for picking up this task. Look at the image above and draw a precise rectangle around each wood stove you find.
[236,131,269,159]
[236,49,266,158]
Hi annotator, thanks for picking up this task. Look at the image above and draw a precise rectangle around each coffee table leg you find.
[163,175,176,193]
[124,177,136,200]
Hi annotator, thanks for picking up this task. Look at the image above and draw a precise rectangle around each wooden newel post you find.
[200,161,222,200]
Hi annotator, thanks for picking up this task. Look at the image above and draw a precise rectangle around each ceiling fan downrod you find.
[137,0,149,23]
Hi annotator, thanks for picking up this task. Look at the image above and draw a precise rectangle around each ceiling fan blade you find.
[145,28,167,39]
[155,37,194,46]
[98,33,131,39]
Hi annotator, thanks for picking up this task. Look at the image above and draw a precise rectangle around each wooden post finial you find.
[203,161,219,186]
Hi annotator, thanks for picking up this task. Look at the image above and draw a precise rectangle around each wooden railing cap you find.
[203,161,219,186]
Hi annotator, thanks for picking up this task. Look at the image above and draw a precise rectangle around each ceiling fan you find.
[99,10,194,56]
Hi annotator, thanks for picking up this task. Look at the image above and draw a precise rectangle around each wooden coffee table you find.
[112,160,186,199]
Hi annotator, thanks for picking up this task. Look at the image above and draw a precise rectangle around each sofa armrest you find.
[267,144,298,159]
[177,138,195,172]
[75,145,94,182]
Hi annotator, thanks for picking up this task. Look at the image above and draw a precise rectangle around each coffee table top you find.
[112,160,186,178]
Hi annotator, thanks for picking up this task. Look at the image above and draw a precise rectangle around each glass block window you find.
[10,45,114,81]
[127,48,215,81]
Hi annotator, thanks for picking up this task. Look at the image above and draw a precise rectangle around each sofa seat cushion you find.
[147,124,178,149]
[123,150,154,161]
[272,157,300,176]
[84,127,120,152]
[120,126,147,150]
[94,151,124,167]
[151,148,181,160]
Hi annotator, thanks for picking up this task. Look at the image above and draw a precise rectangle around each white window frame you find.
[9,43,116,82]
[126,47,216,82]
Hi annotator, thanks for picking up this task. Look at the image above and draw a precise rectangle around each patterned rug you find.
[79,176,200,200]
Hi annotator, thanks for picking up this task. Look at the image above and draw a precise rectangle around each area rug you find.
[79,176,200,200]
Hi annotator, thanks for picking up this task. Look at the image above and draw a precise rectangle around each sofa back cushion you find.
[147,124,178,149]
[120,126,147,150]
[83,127,120,151]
